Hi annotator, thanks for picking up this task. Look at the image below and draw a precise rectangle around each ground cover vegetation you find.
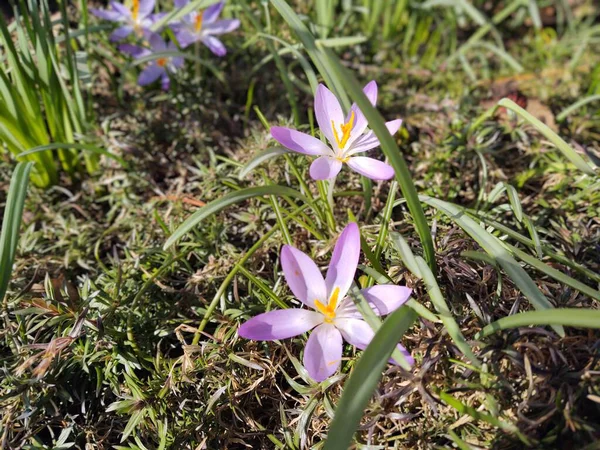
[1,0,599,448]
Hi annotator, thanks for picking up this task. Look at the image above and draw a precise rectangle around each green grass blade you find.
[556,94,600,121]
[498,98,595,175]
[239,147,289,179]
[18,143,128,168]
[163,185,312,249]
[477,309,600,338]
[0,162,33,302]
[421,195,564,336]
[322,307,417,450]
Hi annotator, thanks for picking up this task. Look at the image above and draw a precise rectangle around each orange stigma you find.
[156,58,167,67]
[131,0,139,20]
[194,12,204,32]
[314,287,340,323]
[331,110,355,149]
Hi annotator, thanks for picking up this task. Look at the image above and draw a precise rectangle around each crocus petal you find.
[346,119,403,156]
[238,309,323,341]
[138,0,155,18]
[325,222,360,300]
[203,1,224,23]
[174,0,188,7]
[148,31,167,51]
[175,30,200,48]
[315,84,344,149]
[202,35,227,56]
[336,318,414,367]
[205,18,240,35]
[345,80,378,148]
[160,73,170,91]
[90,8,123,21]
[171,56,185,69]
[309,156,342,180]
[281,245,327,308]
[303,323,343,382]
[109,25,134,41]
[138,64,165,86]
[347,157,394,180]
[271,127,331,156]
[336,285,412,318]
[118,44,151,58]
[110,1,131,17]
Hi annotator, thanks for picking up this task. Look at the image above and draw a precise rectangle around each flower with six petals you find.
[271,81,402,181]
[238,223,414,382]
[171,0,240,56]
[91,0,161,42]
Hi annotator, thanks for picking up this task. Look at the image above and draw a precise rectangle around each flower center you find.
[194,12,204,32]
[314,287,340,324]
[131,0,140,21]
[156,58,168,67]
[331,110,355,150]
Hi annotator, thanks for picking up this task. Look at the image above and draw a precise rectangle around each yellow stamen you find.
[314,287,340,323]
[131,0,139,21]
[156,58,167,67]
[331,110,355,150]
[194,12,204,32]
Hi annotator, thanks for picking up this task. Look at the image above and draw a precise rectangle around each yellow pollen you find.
[194,12,204,32]
[156,58,167,67]
[331,110,355,150]
[314,287,340,323]
[131,0,139,21]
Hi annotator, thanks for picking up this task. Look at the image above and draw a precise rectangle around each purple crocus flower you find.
[238,223,414,382]
[271,81,402,181]
[119,33,184,90]
[171,0,240,56]
[91,0,159,41]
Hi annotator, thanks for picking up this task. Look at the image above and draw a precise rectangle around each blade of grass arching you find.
[239,147,289,178]
[163,186,313,249]
[471,42,524,72]
[319,47,436,271]
[238,266,288,309]
[270,0,350,109]
[322,306,416,450]
[127,51,224,82]
[18,143,129,169]
[498,98,595,175]
[505,243,600,301]
[0,162,33,302]
[556,94,600,122]
[421,195,564,336]
[477,309,600,338]
[415,257,482,367]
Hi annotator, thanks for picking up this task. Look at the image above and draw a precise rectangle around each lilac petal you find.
[110,1,131,17]
[174,0,188,7]
[160,73,170,90]
[336,285,412,318]
[347,157,394,180]
[336,318,414,367]
[138,64,165,86]
[347,119,403,156]
[118,44,151,58]
[204,1,225,23]
[202,35,227,56]
[175,30,200,48]
[280,245,327,308]
[325,222,360,300]
[109,25,134,41]
[138,0,155,18]
[238,309,323,341]
[147,31,167,51]
[271,127,331,156]
[90,8,123,21]
[148,12,167,25]
[309,156,342,180]
[205,18,240,35]
[171,56,185,68]
[346,80,378,147]
[315,84,344,149]
[304,323,343,382]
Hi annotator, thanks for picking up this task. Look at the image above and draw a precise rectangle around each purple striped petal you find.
[204,1,224,23]
[109,25,134,41]
[271,127,331,156]
[325,223,360,300]
[309,156,342,180]
[345,80,378,148]
[336,285,412,318]
[304,323,343,382]
[281,245,327,308]
[238,309,323,340]
[347,157,394,180]
[315,84,344,149]
[138,64,165,86]
[203,35,227,56]
[346,119,402,156]
[205,18,240,35]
